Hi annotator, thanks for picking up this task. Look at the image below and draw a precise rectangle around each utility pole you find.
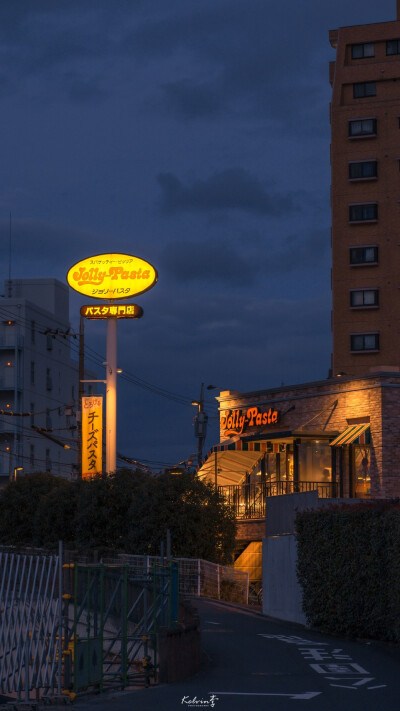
[77,315,84,477]
[192,383,208,468]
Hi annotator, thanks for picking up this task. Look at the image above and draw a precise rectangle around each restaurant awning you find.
[329,423,370,447]
[197,450,263,486]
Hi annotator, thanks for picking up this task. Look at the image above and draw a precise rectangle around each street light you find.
[14,466,23,481]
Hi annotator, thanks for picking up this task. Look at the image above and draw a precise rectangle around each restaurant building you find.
[199,369,400,512]
[197,369,400,584]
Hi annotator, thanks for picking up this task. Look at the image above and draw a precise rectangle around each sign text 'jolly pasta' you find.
[67,253,158,300]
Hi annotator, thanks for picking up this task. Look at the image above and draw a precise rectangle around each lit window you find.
[351,333,379,351]
[350,246,378,265]
[353,82,376,99]
[349,203,378,222]
[387,39,400,55]
[349,161,377,179]
[350,289,379,307]
[348,118,377,137]
[352,43,374,59]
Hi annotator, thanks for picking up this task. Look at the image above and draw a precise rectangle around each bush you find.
[296,502,400,641]
[0,470,236,564]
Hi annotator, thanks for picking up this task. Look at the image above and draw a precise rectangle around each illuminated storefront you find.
[197,371,400,515]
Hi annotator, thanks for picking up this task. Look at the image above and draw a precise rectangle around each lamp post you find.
[14,466,23,481]
[192,383,208,468]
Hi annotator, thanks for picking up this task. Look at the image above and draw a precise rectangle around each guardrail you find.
[218,481,338,519]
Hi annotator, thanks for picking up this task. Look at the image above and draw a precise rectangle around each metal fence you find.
[0,547,178,701]
[219,481,338,519]
[0,547,246,700]
[110,554,249,605]
[0,549,63,701]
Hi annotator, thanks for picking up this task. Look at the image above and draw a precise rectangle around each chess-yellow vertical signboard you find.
[82,396,103,478]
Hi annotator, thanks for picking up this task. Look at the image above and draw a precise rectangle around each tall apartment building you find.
[330,2,400,376]
[0,279,79,484]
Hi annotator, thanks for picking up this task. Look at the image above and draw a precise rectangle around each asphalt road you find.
[71,598,400,711]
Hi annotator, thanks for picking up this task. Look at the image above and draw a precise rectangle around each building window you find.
[30,403,34,426]
[30,444,35,467]
[31,320,35,345]
[30,361,35,385]
[46,334,53,351]
[352,43,374,59]
[350,246,378,265]
[351,333,379,352]
[353,82,376,99]
[349,161,377,179]
[45,448,51,472]
[348,118,377,137]
[350,289,379,307]
[349,203,378,222]
[46,409,52,430]
[46,368,52,391]
[387,39,400,55]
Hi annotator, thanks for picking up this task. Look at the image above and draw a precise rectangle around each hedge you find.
[296,502,400,641]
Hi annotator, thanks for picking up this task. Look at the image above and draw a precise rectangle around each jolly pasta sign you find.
[67,253,158,300]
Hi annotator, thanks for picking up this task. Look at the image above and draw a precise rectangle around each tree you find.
[0,469,236,564]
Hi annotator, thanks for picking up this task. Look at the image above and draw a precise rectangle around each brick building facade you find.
[330,2,400,376]
[202,371,400,500]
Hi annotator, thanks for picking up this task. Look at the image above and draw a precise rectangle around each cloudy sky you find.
[0,0,395,468]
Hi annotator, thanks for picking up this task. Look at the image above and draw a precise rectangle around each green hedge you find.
[296,502,400,641]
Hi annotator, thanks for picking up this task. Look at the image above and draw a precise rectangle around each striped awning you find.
[330,423,370,447]
[197,450,263,486]
[205,440,286,459]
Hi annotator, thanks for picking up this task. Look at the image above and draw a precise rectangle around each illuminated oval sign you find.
[66,253,158,300]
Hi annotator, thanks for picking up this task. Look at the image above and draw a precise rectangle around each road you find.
[71,598,400,711]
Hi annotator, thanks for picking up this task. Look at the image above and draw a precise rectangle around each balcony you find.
[0,335,23,349]
[219,481,338,520]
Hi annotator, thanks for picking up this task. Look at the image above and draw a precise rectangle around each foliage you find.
[0,469,236,564]
[296,501,400,641]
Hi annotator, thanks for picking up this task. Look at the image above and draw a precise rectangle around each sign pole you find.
[106,317,117,473]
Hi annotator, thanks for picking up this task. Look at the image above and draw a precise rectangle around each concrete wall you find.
[158,601,201,683]
[262,534,306,625]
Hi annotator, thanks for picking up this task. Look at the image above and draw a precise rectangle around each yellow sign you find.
[82,396,103,478]
[80,303,144,319]
[67,253,158,300]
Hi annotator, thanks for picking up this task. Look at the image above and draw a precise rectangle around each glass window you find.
[387,39,400,55]
[349,203,378,221]
[351,333,379,351]
[350,289,379,307]
[348,118,377,137]
[352,43,374,59]
[298,442,332,483]
[350,246,378,264]
[353,82,376,99]
[353,444,371,498]
[349,161,377,179]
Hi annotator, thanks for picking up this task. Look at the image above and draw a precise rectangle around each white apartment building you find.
[0,279,79,484]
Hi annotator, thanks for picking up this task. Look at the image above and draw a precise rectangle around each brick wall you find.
[218,373,400,498]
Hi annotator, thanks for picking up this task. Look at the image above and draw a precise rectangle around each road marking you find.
[368,685,387,690]
[210,691,322,700]
[205,621,221,625]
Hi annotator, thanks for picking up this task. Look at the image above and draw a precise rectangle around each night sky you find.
[0,0,395,469]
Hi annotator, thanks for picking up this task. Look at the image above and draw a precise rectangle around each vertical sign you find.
[82,396,103,478]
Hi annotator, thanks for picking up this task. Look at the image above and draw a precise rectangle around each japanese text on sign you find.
[81,396,103,478]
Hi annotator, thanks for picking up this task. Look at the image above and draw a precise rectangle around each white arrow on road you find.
[210,691,322,700]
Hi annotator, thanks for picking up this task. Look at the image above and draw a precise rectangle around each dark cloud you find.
[160,238,254,286]
[157,169,299,215]
[163,80,224,118]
